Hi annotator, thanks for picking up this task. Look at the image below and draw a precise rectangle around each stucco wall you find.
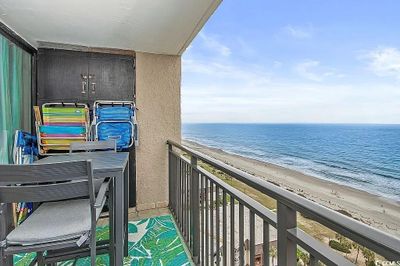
[135,52,181,211]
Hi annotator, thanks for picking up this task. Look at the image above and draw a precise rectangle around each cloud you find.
[273,61,283,68]
[294,60,344,82]
[183,58,271,86]
[283,24,314,39]
[236,38,256,57]
[198,32,231,57]
[184,30,271,86]
[294,60,323,81]
[364,47,400,79]
[182,38,398,124]
[182,79,400,124]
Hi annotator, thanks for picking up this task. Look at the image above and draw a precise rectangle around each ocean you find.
[182,123,400,201]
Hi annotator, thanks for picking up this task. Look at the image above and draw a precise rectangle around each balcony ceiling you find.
[0,0,221,55]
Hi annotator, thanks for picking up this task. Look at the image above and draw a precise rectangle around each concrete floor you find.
[97,207,170,226]
[128,207,171,221]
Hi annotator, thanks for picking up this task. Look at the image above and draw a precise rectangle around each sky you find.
[181,0,400,124]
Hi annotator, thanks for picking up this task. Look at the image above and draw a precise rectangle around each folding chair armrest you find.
[94,179,110,209]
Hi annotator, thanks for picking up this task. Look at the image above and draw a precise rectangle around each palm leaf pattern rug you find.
[13,215,192,266]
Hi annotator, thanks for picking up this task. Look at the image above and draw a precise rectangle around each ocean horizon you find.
[182,123,400,201]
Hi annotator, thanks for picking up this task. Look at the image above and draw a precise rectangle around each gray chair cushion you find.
[7,199,99,246]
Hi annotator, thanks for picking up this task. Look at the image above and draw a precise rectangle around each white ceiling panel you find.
[0,0,221,54]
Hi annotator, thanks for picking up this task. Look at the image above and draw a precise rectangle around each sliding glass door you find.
[0,34,32,163]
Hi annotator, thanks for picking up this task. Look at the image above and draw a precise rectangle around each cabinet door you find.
[87,53,135,106]
[37,49,89,106]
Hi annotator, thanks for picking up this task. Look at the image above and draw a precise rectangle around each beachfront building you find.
[0,1,399,265]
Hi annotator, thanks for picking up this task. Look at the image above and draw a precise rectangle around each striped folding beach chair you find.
[35,103,90,155]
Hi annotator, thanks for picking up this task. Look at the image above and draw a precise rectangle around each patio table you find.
[36,151,129,265]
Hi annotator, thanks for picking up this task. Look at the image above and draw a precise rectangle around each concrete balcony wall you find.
[135,52,181,211]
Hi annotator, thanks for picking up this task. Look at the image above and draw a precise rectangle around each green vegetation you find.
[361,247,376,266]
[329,240,351,253]
[297,249,310,265]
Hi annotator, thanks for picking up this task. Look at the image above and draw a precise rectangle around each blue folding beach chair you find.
[12,130,38,224]
[93,101,138,150]
[13,130,38,164]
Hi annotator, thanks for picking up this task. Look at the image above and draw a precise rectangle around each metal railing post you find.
[168,144,173,211]
[190,156,200,264]
[277,202,297,266]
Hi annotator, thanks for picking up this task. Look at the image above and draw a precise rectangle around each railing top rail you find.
[167,140,400,259]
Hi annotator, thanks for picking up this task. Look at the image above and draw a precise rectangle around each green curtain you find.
[11,45,23,145]
[21,50,32,131]
[0,35,11,163]
[0,35,31,164]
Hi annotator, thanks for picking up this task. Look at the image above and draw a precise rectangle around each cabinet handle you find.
[81,74,88,94]
[81,81,87,94]
[91,82,96,94]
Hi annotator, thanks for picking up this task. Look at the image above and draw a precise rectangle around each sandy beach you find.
[183,140,400,238]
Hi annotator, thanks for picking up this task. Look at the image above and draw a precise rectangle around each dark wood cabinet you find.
[37,49,135,108]
[36,48,136,207]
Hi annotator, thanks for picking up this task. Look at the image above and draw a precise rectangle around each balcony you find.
[167,140,400,265]
[2,141,400,265]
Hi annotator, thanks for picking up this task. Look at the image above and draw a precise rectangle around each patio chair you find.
[0,160,109,266]
[69,140,117,153]
[69,140,116,218]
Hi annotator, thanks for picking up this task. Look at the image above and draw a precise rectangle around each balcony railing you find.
[167,140,400,266]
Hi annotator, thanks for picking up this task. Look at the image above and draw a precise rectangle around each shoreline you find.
[183,139,400,237]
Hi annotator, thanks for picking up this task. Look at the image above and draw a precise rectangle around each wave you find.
[183,135,400,201]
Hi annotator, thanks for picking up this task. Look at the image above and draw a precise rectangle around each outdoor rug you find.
[13,215,192,266]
